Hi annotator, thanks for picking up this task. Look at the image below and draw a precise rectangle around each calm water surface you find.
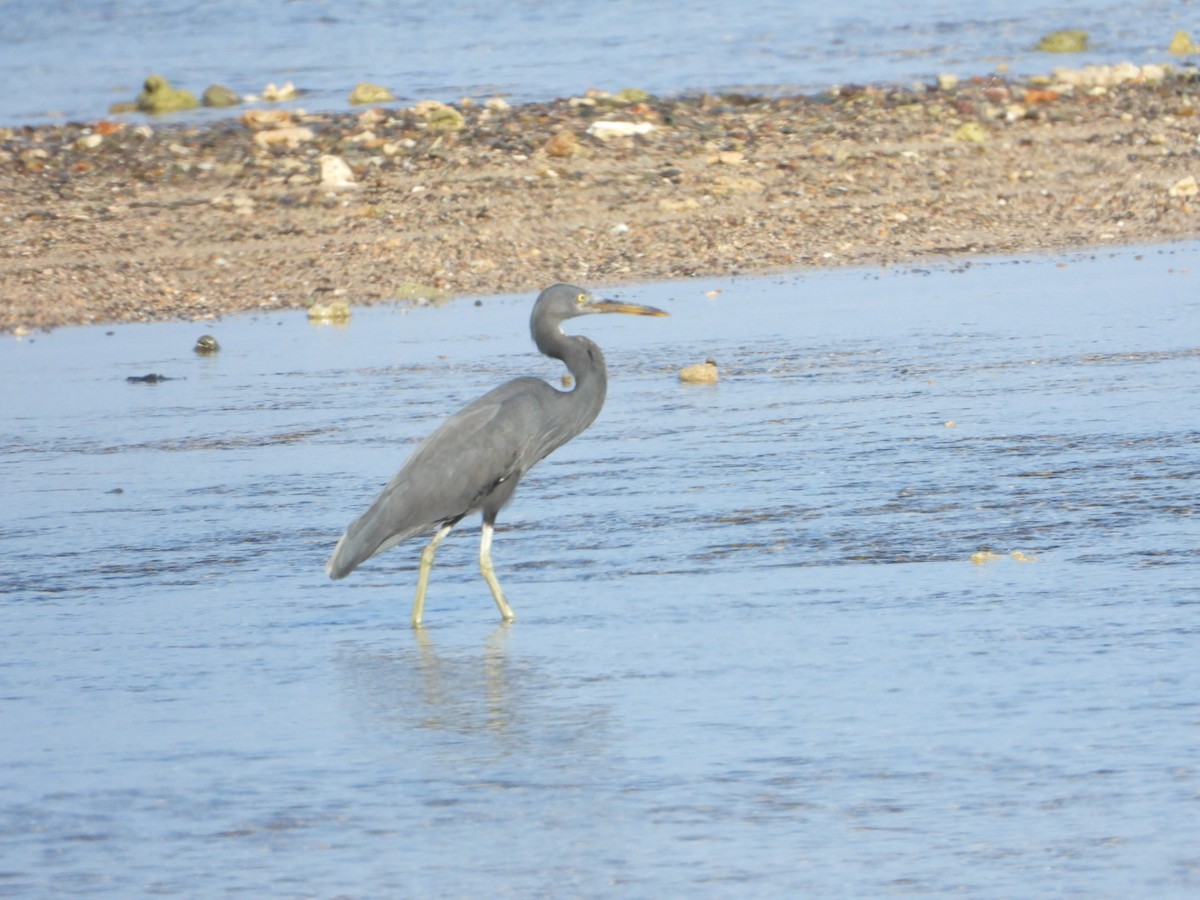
[2,0,1198,125]
[2,246,1199,896]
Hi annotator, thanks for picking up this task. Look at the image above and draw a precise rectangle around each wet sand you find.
[2,71,1198,332]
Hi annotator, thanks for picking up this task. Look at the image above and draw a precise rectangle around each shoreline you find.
[2,69,1199,333]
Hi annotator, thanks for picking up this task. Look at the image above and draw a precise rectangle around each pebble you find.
[349,83,394,105]
[308,300,352,323]
[135,75,198,114]
[319,154,358,190]
[1051,62,1166,89]
[1168,175,1198,198]
[261,82,298,102]
[1168,30,1200,54]
[953,122,988,142]
[586,121,654,141]
[412,101,464,131]
[241,108,292,129]
[1036,29,1088,53]
[543,130,581,157]
[252,126,314,149]
[711,149,745,165]
[202,84,241,108]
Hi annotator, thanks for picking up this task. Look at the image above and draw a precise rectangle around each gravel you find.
[2,72,1198,332]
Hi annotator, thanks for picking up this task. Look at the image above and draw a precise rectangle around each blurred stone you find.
[413,100,464,131]
[543,130,581,157]
[586,121,654,140]
[679,358,719,384]
[350,83,394,105]
[261,82,298,101]
[952,122,988,142]
[308,300,352,323]
[193,334,220,354]
[319,154,359,190]
[1168,175,1198,198]
[1169,30,1199,55]
[614,87,650,104]
[241,108,292,129]
[136,75,198,114]
[252,126,314,149]
[202,84,241,108]
[1036,30,1089,53]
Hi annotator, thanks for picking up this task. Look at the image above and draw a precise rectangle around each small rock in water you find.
[678,358,719,384]
[193,334,220,354]
[135,75,199,114]
[202,84,241,108]
[1035,29,1089,53]
[350,83,394,105]
[308,300,352,323]
[261,82,298,102]
[1168,30,1200,55]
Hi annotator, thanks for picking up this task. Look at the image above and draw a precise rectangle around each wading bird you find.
[326,284,667,625]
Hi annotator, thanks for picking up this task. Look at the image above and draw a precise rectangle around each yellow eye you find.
[576,292,587,304]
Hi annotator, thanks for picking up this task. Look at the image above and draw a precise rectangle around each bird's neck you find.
[535,324,608,419]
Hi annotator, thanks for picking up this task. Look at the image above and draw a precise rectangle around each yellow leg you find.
[412,523,453,627]
[479,523,515,621]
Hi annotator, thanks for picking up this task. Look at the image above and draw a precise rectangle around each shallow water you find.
[2,0,1197,126]
[2,245,1199,896]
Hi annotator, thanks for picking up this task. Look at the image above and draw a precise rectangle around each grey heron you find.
[326,283,667,625]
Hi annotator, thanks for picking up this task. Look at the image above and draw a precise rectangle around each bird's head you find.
[534,283,668,323]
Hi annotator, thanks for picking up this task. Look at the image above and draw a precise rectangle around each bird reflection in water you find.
[335,626,613,765]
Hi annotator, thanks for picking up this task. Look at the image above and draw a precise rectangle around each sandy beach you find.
[2,69,1198,332]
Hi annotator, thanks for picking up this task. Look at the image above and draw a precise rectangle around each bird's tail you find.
[325,490,427,580]
[325,532,358,580]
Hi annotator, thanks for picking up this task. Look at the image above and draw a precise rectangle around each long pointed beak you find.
[590,300,669,317]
